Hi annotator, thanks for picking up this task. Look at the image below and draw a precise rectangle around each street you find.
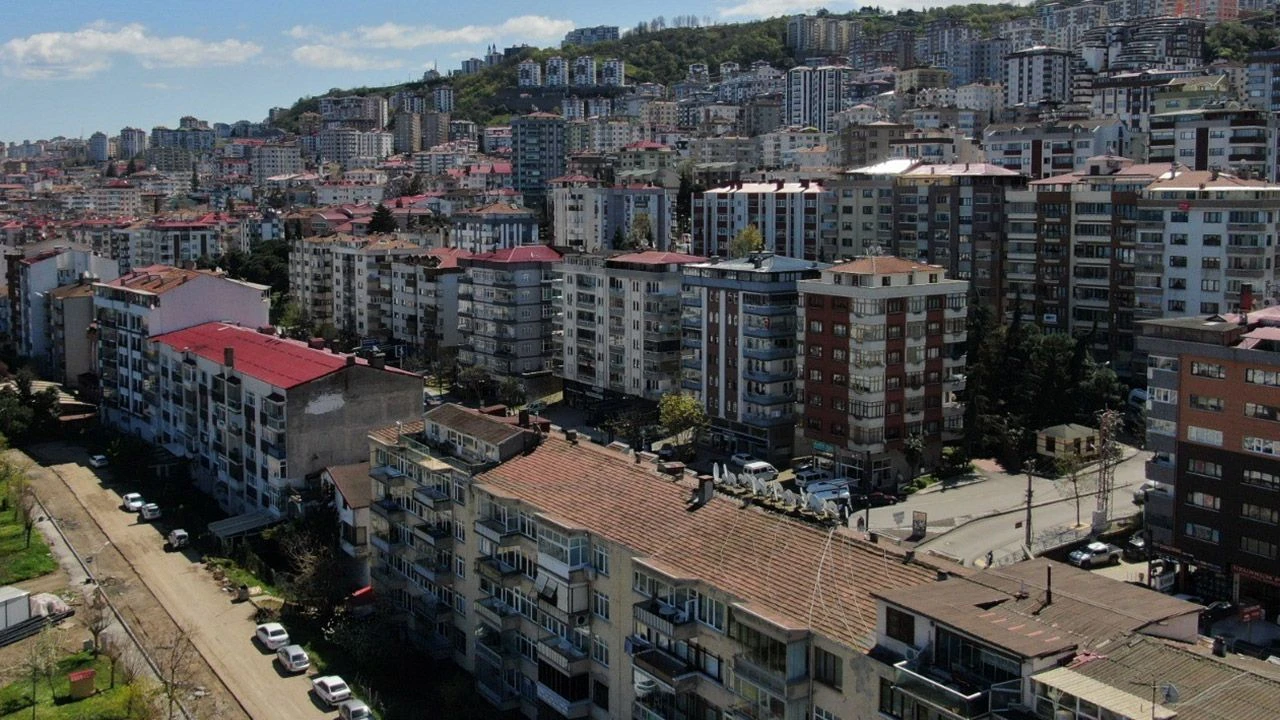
[23,443,332,720]
[862,447,1150,567]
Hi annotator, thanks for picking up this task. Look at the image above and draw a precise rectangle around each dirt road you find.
[23,444,332,720]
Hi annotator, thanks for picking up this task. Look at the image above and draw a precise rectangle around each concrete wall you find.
[151,274,270,336]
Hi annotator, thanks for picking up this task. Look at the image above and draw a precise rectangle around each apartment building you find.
[46,280,97,387]
[784,66,853,134]
[1004,156,1163,377]
[92,180,143,216]
[139,322,420,517]
[892,163,1026,312]
[316,128,393,168]
[836,122,910,169]
[983,119,1127,178]
[600,58,626,87]
[250,143,304,186]
[119,127,147,160]
[563,25,619,47]
[128,217,223,268]
[797,257,967,487]
[1138,308,1280,611]
[512,113,568,209]
[518,60,542,88]
[1003,46,1073,107]
[559,251,705,413]
[7,247,119,377]
[1133,169,1280,323]
[457,245,563,381]
[692,181,834,261]
[94,265,270,437]
[827,159,918,260]
[1147,106,1269,180]
[330,236,433,342]
[450,203,540,255]
[873,558,1204,720]
[1090,69,1202,132]
[389,248,468,357]
[681,254,826,464]
[547,177,674,252]
[366,402,948,719]
[288,234,338,329]
[319,95,389,131]
[1245,45,1280,111]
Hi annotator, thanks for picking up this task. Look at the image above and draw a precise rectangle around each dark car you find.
[657,445,677,461]
[1123,533,1148,561]
[867,491,899,507]
[1199,600,1236,633]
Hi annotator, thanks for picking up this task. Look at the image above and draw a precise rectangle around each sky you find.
[0,0,945,143]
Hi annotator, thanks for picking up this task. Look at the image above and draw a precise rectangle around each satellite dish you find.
[1160,682,1180,704]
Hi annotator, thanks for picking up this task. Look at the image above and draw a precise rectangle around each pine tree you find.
[368,204,397,234]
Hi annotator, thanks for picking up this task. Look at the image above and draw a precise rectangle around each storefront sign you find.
[1239,605,1264,623]
[1235,565,1280,588]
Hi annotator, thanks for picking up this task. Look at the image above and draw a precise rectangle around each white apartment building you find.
[316,182,385,206]
[784,65,852,133]
[1004,46,1073,107]
[330,236,434,341]
[692,181,834,260]
[94,265,270,437]
[1135,169,1280,319]
[127,218,223,268]
[983,119,1127,178]
[317,128,393,168]
[251,143,304,186]
[8,247,120,376]
[547,178,675,253]
[362,403,945,720]
[1147,107,1269,180]
[518,60,543,87]
[572,56,597,86]
[545,57,569,87]
[137,322,420,518]
[92,181,143,216]
[457,245,563,381]
[389,247,467,355]
[955,82,1005,116]
[451,203,540,255]
[319,95,389,130]
[757,127,831,169]
[558,251,705,410]
[600,58,626,87]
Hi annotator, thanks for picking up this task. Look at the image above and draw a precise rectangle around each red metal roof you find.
[465,245,562,264]
[152,322,358,389]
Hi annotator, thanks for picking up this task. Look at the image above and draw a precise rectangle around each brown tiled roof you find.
[829,256,941,275]
[325,462,372,509]
[873,558,1201,658]
[1067,635,1280,720]
[475,437,940,651]
[423,404,528,447]
[103,265,217,294]
[49,282,96,300]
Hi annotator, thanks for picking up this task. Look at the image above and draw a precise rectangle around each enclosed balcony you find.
[475,517,520,546]
[370,497,407,522]
[627,637,698,693]
[733,653,808,701]
[634,599,698,641]
[892,659,989,720]
[537,635,591,676]
[413,484,452,510]
[476,595,521,631]
[475,554,521,584]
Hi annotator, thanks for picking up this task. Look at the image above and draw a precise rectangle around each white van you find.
[740,461,779,483]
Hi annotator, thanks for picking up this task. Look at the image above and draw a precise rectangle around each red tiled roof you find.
[608,251,708,266]
[475,437,940,650]
[152,322,356,389]
[465,245,562,264]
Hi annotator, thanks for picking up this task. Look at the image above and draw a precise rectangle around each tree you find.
[903,433,925,480]
[84,588,113,654]
[105,162,117,178]
[190,167,199,193]
[496,377,526,408]
[456,366,492,403]
[24,624,58,717]
[407,173,426,196]
[125,158,137,176]
[658,392,708,446]
[1054,455,1095,529]
[728,224,764,257]
[368,203,397,234]
[156,630,196,720]
[627,212,654,249]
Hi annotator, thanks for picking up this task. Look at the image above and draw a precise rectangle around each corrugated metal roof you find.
[1035,666,1174,719]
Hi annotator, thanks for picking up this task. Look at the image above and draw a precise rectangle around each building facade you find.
[457,245,563,381]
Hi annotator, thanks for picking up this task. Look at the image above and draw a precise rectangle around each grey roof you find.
[423,404,528,447]
[1039,423,1096,439]
[690,254,830,273]
[324,462,372,509]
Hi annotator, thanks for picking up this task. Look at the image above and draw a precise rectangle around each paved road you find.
[863,448,1152,566]
[28,444,330,720]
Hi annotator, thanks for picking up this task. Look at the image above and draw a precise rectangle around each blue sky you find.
[0,0,897,143]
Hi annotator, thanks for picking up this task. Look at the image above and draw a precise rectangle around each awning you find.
[207,511,275,540]
[1033,667,1173,720]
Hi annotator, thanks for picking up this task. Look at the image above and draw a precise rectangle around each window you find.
[593,590,610,621]
[591,635,609,667]
[814,647,843,690]
[1241,536,1278,559]
[1186,426,1223,446]
[1245,402,1280,422]
[885,607,915,644]
[1187,492,1220,510]
[1187,459,1222,478]
[813,707,841,720]
[1188,395,1224,413]
[1244,436,1280,456]
[1244,469,1280,490]
[593,544,610,576]
[1245,368,1280,387]
[1201,279,1221,292]
[1183,522,1220,544]
[592,679,609,711]
[1190,362,1225,379]
[1242,503,1279,525]
[808,320,823,333]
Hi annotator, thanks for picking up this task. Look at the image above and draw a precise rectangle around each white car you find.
[794,468,833,488]
[802,480,851,502]
[255,622,290,650]
[140,503,161,521]
[338,699,372,720]
[312,676,352,707]
[121,493,145,512]
[729,453,755,468]
[275,644,310,673]
[88,454,109,468]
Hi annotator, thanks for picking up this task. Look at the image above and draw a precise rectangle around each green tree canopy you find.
[659,392,708,445]
[728,224,764,258]
[369,203,398,234]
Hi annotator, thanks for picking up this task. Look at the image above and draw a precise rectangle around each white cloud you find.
[293,15,575,52]
[0,22,261,80]
[142,81,178,90]
[291,45,405,71]
[718,0,851,17]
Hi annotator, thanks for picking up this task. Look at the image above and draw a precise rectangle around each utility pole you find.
[1023,459,1035,551]
[1094,409,1121,531]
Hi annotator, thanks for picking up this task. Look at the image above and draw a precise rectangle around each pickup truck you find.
[1067,541,1122,569]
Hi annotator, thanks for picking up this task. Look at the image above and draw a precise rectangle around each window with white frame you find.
[1186,426,1223,446]
[593,590,610,621]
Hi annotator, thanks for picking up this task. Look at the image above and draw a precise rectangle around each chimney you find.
[518,409,530,427]
[345,354,356,366]
[370,352,386,370]
[1045,565,1053,606]
[565,428,578,444]
[775,179,784,190]
[1241,283,1254,314]
[223,347,235,368]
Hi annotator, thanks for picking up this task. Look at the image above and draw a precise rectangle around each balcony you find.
[743,323,794,339]
[537,635,591,675]
[893,659,989,720]
[412,484,451,510]
[1146,459,1174,485]
[743,345,793,361]
[743,366,791,383]
[412,522,454,549]
[370,465,408,487]
[633,599,698,641]
[412,555,453,585]
[370,497,407,522]
[535,682,591,719]
[475,518,520,546]
[475,555,522,584]
[370,564,406,591]
[628,639,698,693]
[733,653,808,701]
[476,596,522,631]
[475,676,520,712]
[743,304,792,316]
[742,390,795,406]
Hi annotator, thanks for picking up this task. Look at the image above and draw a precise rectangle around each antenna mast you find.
[1093,408,1121,532]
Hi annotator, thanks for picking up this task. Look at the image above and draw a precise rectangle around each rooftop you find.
[902,163,1023,178]
[475,435,941,650]
[829,256,942,276]
[875,559,1200,658]
[688,253,829,274]
[422,404,531,448]
[325,462,372,509]
[463,245,562,264]
[152,322,390,389]
[607,251,707,267]
[101,265,253,295]
[1142,169,1280,192]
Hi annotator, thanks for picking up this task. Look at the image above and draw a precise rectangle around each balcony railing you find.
[628,637,698,693]
[476,595,521,630]
[412,485,452,510]
[475,518,520,546]
[370,497,407,522]
[537,635,590,675]
[633,599,698,641]
[733,653,808,700]
[475,676,520,711]
[412,523,454,549]
[741,412,794,429]
[893,660,989,720]
[535,682,591,719]
[475,555,522,583]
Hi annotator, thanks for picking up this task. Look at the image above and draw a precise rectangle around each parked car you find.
[1067,541,1122,568]
[1199,600,1236,632]
[338,699,373,720]
[802,480,851,502]
[867,491,899,507]
[739,461,779,483]
[88,454,109,468]
[1123,533,1148,561]
[312,676,352,707]
[255,622,290,650]
[1133,480,1166,504]
[121,493,145,512]
[139,503,161,521]
[166,529,189,551]
[275,644,310,673]
[794,468,833,489]
[729,453,756,468]
[657,445,677,461]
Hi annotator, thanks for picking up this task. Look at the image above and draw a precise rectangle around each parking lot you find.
[27,442,332,719]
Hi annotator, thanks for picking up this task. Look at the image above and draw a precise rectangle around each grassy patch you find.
[0,478,57,585]
[0,650,148,720]
[203,557,279,597]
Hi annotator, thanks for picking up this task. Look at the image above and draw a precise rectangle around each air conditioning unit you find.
[574,614,590,627]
